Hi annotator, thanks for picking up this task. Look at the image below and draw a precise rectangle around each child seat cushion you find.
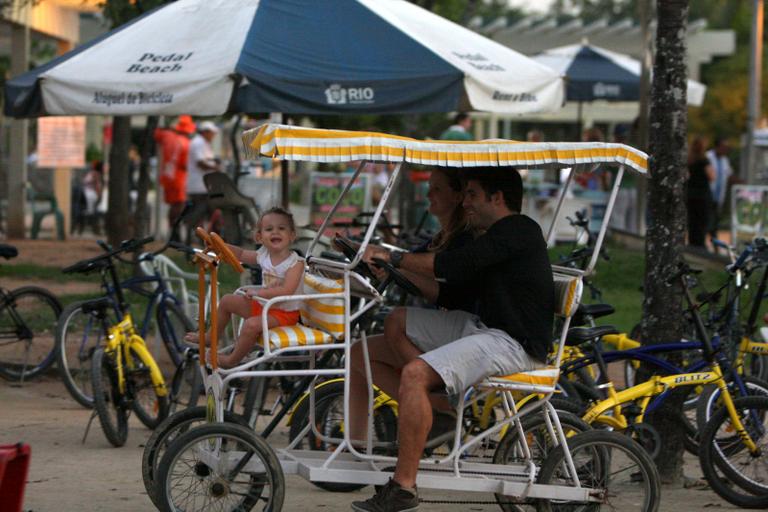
[299,273,345,339]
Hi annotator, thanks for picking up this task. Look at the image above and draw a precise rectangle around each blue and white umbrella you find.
[532,43,705,106]
[5,0,564,117]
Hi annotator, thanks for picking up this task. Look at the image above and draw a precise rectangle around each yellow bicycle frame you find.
[582,363,759,453]
[103,313,167,397]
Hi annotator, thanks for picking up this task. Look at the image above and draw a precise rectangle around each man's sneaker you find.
[351,479,419,512]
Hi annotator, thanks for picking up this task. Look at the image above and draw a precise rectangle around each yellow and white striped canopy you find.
[243,123,648,175]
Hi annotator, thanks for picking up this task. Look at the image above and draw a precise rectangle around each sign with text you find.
[731,185,768,244]
[309,172,371,236]
[37,116,86,168]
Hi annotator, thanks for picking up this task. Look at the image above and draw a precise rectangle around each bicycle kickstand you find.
[82,409,99,444]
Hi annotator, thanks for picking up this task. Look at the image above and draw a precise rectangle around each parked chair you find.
[27,183,64,240]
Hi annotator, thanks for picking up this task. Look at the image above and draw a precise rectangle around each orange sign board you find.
[37,116,86,168]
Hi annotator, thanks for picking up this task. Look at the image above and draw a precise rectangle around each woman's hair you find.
[257,206,296,232]
[428,167,471,252]
[688,136,707,164]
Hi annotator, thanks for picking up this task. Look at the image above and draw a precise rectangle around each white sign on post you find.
[37,116,86,168]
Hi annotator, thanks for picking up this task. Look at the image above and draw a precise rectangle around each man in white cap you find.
[185,120,221,243]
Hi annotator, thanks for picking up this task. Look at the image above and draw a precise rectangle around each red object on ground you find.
[0,443,31,512]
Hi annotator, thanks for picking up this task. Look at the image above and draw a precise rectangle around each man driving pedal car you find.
[351,166,555,512]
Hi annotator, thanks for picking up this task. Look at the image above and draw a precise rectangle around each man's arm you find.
[363,246,436,277]
[196,158,220,172]
[399,268,439,303]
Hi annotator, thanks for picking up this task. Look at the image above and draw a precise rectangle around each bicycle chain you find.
[414,466,536,506]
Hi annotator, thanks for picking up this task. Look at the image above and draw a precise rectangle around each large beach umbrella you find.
[5,0,564,118]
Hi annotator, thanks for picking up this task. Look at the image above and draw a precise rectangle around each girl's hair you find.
[428,167,472,252]
[257,206,296,232]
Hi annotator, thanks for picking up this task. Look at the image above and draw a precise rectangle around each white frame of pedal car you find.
[195,126,646,504]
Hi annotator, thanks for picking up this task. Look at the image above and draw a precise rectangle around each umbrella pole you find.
[576,101,583,141]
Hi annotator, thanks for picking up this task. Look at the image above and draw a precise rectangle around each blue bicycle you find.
[55,238,194,409]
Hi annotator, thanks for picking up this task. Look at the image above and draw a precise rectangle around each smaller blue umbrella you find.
[533,42,706,105]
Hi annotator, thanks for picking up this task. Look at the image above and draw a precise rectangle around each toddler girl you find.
[187,207,304,368]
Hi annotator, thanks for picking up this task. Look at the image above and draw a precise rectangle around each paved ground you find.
[0,375,747,512]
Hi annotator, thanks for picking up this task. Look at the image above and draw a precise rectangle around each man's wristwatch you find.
[389,250,403,268]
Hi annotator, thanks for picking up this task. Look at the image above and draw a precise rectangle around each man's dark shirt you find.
[411,229,478,314]
[434,214,555,362]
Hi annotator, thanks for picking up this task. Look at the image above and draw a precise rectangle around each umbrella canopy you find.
[533,43,706,106]
[243,124,648,174]
[5,0,564,118]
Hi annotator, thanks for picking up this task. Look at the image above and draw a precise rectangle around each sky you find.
[507,0,554,13]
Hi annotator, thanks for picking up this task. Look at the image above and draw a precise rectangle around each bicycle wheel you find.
[537,430,661,512]
[55,300,110,407]
[288,380,397,493]
[699,396,768,508]
[493,409,591,512]
[696,376,768,434]
[156,300,195,366]
[156,422,284,512]
[142,406,250,509]
[128,346,169,430]
[91,347,128,447]
[0,286,62,381]
[168,354,203,415]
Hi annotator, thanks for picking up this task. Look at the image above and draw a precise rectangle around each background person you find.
[186,121,222,244]
[155,115,195,241]
[439,113,473,141]
[687,136,715,248]
[706,136,732,243]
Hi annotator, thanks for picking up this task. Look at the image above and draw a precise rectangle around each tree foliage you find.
[688,1,766,151]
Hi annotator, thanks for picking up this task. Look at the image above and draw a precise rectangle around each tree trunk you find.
[640,0,689,484]
[134,116,158,239]
[106,116,133,246]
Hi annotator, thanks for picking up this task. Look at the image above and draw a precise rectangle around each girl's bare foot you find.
[217,353,234,368]
[185,331,211,344]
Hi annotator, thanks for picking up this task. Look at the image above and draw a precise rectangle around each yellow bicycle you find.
[85,238,170,447]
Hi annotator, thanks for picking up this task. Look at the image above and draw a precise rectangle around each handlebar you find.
[168,241,197,256]
[63,236,155,274]
[665,261,702,286]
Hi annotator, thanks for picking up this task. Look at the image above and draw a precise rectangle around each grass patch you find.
[0,263,102,284]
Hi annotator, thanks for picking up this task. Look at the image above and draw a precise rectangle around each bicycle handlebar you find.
[63,236,155,274]
[168,241,196,256]
[665,262,702,285]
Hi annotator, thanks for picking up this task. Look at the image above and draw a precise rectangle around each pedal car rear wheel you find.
[537,430,660,512]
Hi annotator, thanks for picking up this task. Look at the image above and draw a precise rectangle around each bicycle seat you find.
[571,303,615,325]
[565,325,619,346]
[81,297,112,317]
[63,256,110,274]
[0,244,18,260]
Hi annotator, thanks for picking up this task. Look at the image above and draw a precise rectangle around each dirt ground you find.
[0,376,747,512]
[2,238,107,269]
[0,239,750,511]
